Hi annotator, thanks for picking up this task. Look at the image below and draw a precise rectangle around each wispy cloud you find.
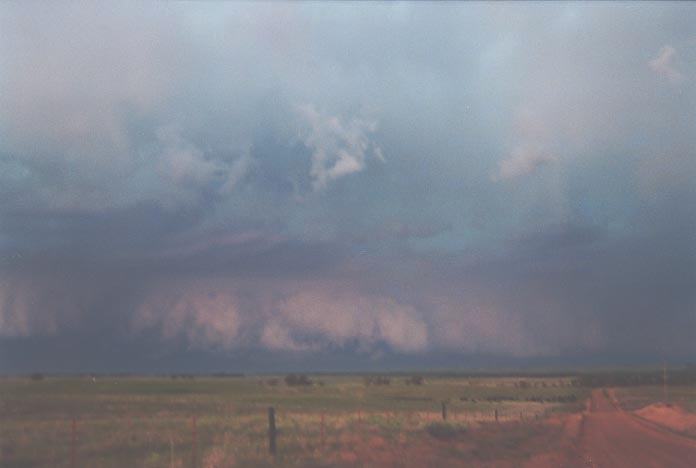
[493,144,556,181]
[649,45,684,84]
[297,104,383,190]
[155,126,251,205]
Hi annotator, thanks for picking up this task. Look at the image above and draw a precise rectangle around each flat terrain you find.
[5,375,696,467]
[0,375,582,467]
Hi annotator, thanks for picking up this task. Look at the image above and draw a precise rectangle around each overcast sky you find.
[1,2,695,372]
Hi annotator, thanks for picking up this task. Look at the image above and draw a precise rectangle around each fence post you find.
[495,408,499,423]
[192,415,197,468]
[71,418,76,468]
[320,412,325,448]
[268,407,277,456]
[441,402,447,421]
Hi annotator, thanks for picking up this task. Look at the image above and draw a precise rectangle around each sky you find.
[0,2,695,373]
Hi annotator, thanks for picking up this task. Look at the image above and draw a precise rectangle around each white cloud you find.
[493,144,557,181]
[297,104,383,190]
[134,279,428,353]
[156,127,221,188]
[262,289,428,353]
[260,320,317,352]
[133,283,242,350]
[649,45,684,84]
[155,126,250,201]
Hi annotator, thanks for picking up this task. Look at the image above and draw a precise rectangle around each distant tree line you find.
[170,374,197,380]
[575,368,696,387]
[513,380,572,388]
[460,394,578,403]
[284,374,313,386]
[405,375,425,385]
[169,373,244,379]
[364,375,391,386]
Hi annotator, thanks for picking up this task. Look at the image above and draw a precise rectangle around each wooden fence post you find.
[495,408,499,423]
[441,402,447,421]
[192,415,197,468]
[71,418,76,468]
[320,412,325,448]
[268,407,277,456]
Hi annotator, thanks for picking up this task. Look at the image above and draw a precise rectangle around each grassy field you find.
[0,374,585,467]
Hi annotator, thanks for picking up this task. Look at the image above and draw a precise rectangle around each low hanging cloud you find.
[649,45,684,84]
[0,272,111,338]
[132,279,429,354]
[297,104,384,190]
[262,289,428,353]
[426,294,607,358]
[133,282,243,351]
[0,277,58,337]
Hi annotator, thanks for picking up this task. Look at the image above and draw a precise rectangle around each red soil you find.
[634,402,696,434]
[577,390,696,467]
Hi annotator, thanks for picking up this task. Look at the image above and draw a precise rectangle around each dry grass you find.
[0,375,584,467]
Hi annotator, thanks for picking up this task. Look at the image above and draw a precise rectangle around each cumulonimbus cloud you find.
[2,3,696,370]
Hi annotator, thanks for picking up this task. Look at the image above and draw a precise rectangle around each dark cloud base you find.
[2,335,687,375]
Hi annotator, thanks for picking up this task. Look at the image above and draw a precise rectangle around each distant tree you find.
[364,375,391,386]
[285,374,312,386]
[29,373,44,381]
[405,375,424,385]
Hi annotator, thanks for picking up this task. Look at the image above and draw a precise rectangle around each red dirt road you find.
[579,390,696,467]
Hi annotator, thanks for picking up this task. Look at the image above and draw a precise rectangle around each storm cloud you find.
[1,2,695,372]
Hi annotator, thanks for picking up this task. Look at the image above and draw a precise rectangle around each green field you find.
[0,374,585,467]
